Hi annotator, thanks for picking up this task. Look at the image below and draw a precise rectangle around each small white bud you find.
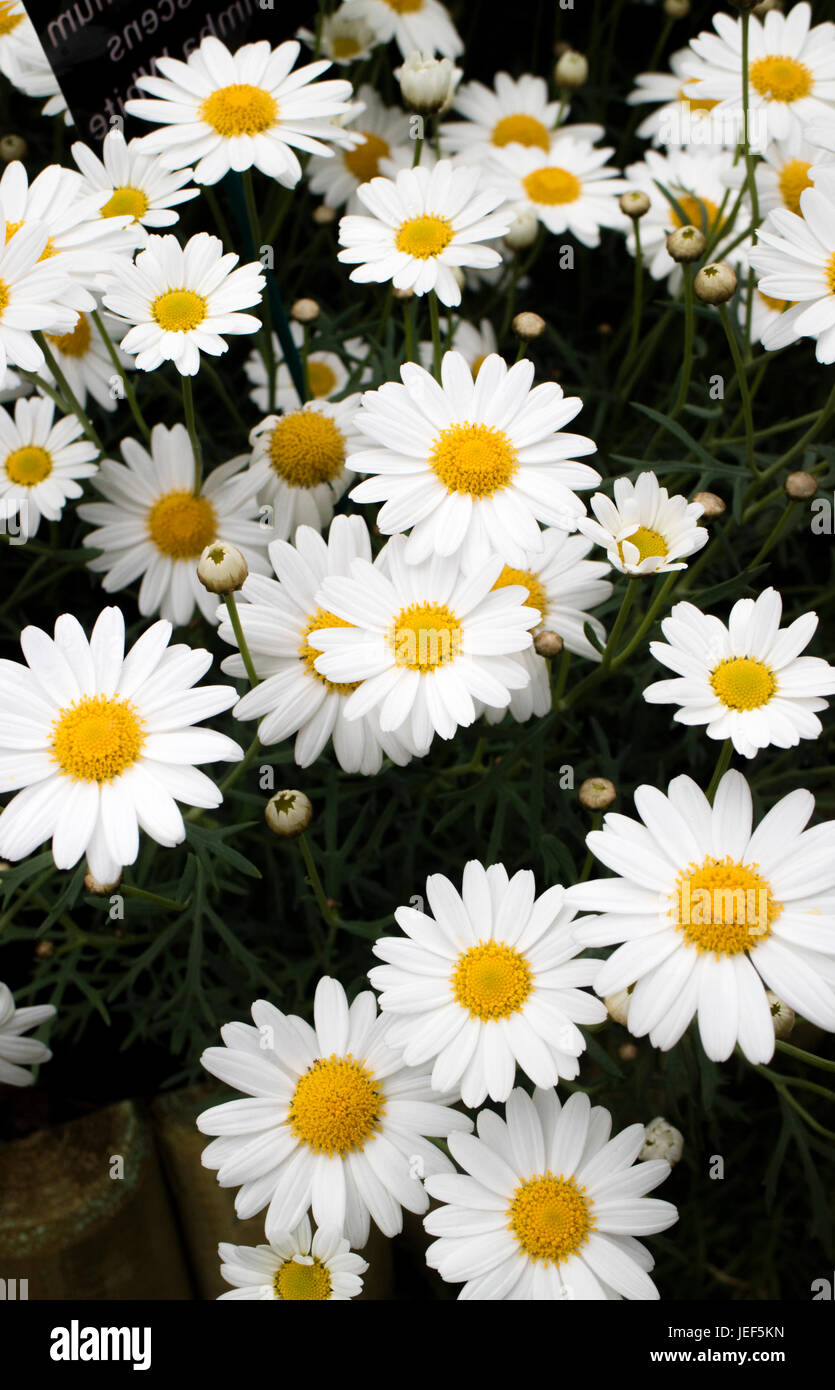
[513,311,546,341]
[604,987,633,1026]
[396,51,461,115]
[639,1117,684,1165]
[554,50,588,91]
[766,990,795,1038]
[291,297,320,324]
[197,542,248,595]
[265,790,313,839]
[504,210,539,251]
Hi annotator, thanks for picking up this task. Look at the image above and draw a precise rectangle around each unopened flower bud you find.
[619,1042,638,1061]
[534,630,563,658]
[397,52,461,115]
[604,987,633,1026]
[0,134,26,162]
[84,871,122,895]
[693,490,725,519]
[753,0,783,13]
[198,542,248,595]
[35,940,54,960]
[392,286,414,300]
[784,470,818,500]
[694,262,737,304]
[579,776,616,810]
[291,298,320,324]
[620,190,651,220]
[639,1117,684,1165]
[663,0,691,17]
[265,789,313,839]
[313,204,337,225]
[766,990,795,1038]
[513,311,546,341]
[667,225,705,263]
[554,50,588,90]
[504,210,539,251]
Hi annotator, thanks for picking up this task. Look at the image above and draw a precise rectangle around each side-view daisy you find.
[197,976,472,1250]
[337,160,512,308]
[0,979,56,1088]
[127,36,357,187]
[347,349,600,571]
[71,128,200,239]
[250,394,363,539]
[218,1219,367,1301]
[441,72,567,159]
[340,0,463,60]
[626,48,726,149]
[0,394,99,541]
[102,232,265,376]
[567,770,835,1064]
[485,133,630,247]
[644,587,835,758]
[424,1087,678,1300]
[750,176,835,363]
[369,860,607,1107]
[297,10,379,67]
[78,424,271,627]
[578,473,708,577]
[0,607,242,886]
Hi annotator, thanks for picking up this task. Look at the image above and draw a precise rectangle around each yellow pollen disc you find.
[392,601,463,671]
[274,1257,332,1301]
[672,194,722,233]
[395,213,454,260]
[332,36,361,59]
[100,185,151,221]
[51,694,145,783]
[492,114,551,151]
[828,251,835,295]
[750,55,813,104]
[673,855,781,955]
[493,565,547,622]
[199,83,278,137]
[471,353,487,377]
[0,277,8,316]
[289,1054,384,1157]
[508,1173,594,1264]
[146,489,217,559]
[383,0,423,11]
[451,940,533,1021]
[267,411,346,488]
[306,359,338,399]
[710,655,776,710]
[4,219,57,261]
[344,130,390,182]
[758,290,793,313]
[678,85,718,113]
[429,421,518,497]
[5,444,52,486]
[523,166,582,206]
[0,2,24,36]
[777,158,812,215]
[299,607,360,696]
[151,288,208,333]
[617,525,668,565]
[46,313,92,358]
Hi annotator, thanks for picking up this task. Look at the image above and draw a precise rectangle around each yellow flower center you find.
[200,83,278,137]
[758,290,793,313]
[0,2,23,36]
[508,1173,594,1264]
[429,421,518,497]
[51,694,145,783]
[710,655,776,710]
[471,353,487,377]
[750,55,813,104]
[289,1054,384,1157]
[617,525,668,565]
[776,158,812,215]
[0,277,8,316]
[451,940,533,1021]
[274,1257,332,1301]
[266,410,346,488]
[828,251,835,295]
[299,607,360,696]
[383,0,423,11]
[344,130,390,182]
[395,214,454,259]
[146,489,217,559]
[673,855,781,955]
[5,444,52,486]
[306,359,338,399]
[331,36,361,59]
[672,194,722,233]
[492,114,551,151]
[4,219,57,260]
[392,601,463,670]
[100,185,151,221]
[523,166,582,206]
[46,313,92,358]
[493,565,547,622]
[678,84,718,113]
[151,288,208,333]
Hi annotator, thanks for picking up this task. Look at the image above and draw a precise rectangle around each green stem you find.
[611,570,679,669]
[766,378,835,475]
[740,13,761,230]
[298,832,341,934]
[34,332,103,452]
[706,739,733,802]
[241,168,277,414]
[120,884,188,912]
[402,297,415,363]
[202,184,234,249]
[748,500,797,570]
[91,310,150,444]
[429,290,443,382]
[671,265,695,420]
[181,374,202,494]
[776,1041,835,1074]
[223,591,259,688]
[627,218,644,361]
[718,303,756,474]
[412,131,424,167]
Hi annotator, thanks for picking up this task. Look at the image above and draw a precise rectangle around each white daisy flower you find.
[70,129,200,242]
[750,177,835,363]
[680,1,835,150]
[217,517,412,776]
[38,309,132,415]
[78,424,271,628]
[197,976,472,1249]
[249,394,363,540]
[578,473,708,577]
[337,160,512,309]
[0,979,55,1088]
[339,0,463,60]
[567,770,835,1064]
[308,536,539,757]
[626,48,728,149]
[126,36,357,188]
[624,148,751,288]
[424,1087,678,1300]
[308,85,412,213]
[440,71,568,160]
[0,1,36,77]
[2,27,71,123]
[643,587,835,759]
[739,279,804,352]
[297,10,380,67]
[101,232,265,377]
[418,315,497,375]
[0,218,78,382]
[0,395,98,541]
[751,129,835,217]
[245,323,371,415]
[0,607,242,886]
[369,861,607,1107]
[347,350,600,571]
[218,1218,367,1301]
[485,134,630,248]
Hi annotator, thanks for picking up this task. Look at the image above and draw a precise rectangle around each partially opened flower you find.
[71,128,200,239]
[217,1218,367,1301]
[0,979,55,1088]
[424,1087,678,1299]
[0,395,99,541]
[578,473,708,576]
